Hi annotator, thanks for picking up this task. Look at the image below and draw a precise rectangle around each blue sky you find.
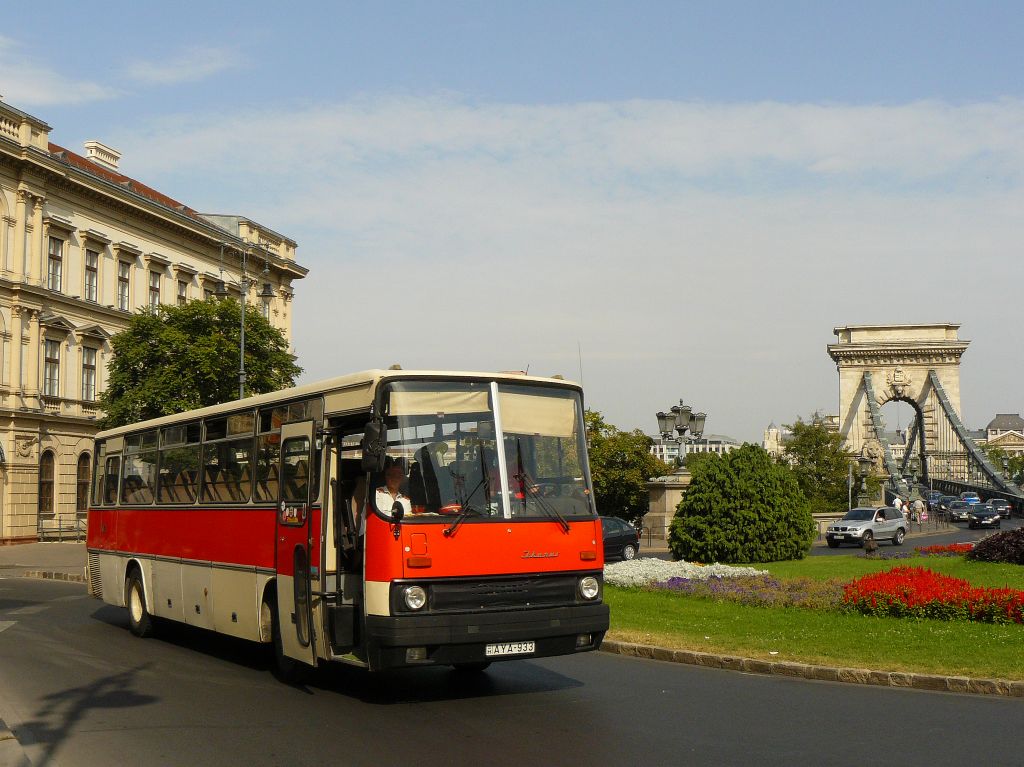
[3,2,1023,440]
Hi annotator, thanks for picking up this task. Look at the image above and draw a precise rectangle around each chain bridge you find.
[828,324,1023,504]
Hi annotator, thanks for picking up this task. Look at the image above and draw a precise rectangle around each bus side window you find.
[103,456,121,505]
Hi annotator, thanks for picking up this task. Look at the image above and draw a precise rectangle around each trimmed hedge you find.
[966,527,1024,565]
[668,444,814,564]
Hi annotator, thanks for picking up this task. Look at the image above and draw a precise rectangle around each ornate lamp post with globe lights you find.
[856,448,873,507]
[656,401,707,468]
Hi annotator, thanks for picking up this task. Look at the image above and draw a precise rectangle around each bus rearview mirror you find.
[360,422,387,473]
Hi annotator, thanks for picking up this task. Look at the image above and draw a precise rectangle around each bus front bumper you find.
[364,603,609,670]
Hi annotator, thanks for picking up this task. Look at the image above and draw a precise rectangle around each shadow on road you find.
[91,604,584,706]
[17,666,158,767]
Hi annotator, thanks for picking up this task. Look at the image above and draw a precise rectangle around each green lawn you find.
[756,554,1024,590]
[605,554,1024,680]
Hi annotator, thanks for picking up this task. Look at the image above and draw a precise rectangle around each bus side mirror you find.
[391,502,405,522]
[360,421,387,473]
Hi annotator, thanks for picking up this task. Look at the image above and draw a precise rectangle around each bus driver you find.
[375,458,412,518]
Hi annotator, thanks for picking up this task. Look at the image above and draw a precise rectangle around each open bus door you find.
[275,420,318,667]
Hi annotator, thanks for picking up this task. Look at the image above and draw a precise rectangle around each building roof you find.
[986,414,1024,432]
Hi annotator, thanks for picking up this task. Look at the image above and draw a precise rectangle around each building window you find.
[84,249,99,302]
[117,261,131,310]
[148,270,161,309]
[39,450,55,515]
[177,279,188,306]
[43,340,60,397]
[82,347,97,401]
[47,236,63,291]
[76,453,91,514]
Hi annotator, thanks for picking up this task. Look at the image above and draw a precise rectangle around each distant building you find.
[978,414,1024,458]
[0,99,307,542]
[649,433,741,465]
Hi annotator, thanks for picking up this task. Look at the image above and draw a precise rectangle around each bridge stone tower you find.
[827,324,969,486]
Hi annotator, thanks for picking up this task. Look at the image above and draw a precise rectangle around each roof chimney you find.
[83,140,121,172]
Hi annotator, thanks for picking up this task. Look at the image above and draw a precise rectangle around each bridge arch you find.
[827,324,1018,498]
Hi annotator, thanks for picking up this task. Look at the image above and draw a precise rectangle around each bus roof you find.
[94,369,582,440]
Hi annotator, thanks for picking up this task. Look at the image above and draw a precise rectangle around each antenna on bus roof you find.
[577,341,584,385]
[525,364,530,374]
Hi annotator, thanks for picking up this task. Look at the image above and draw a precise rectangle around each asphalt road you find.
[809,516,1024,556]
[1,577,1023,767]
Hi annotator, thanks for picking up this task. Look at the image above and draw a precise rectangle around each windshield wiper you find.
[443,505,484,537]
[513,441,570,533]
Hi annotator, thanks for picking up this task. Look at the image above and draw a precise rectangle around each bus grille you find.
[87,553,102,598]
[428,575,579,612]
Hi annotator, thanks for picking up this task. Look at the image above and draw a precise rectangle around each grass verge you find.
[605,555,1024,680]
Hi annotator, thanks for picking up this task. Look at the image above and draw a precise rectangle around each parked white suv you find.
[826,507,907,548]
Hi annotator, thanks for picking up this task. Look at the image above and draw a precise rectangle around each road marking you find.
[7,606,47,616]
[0,622,14,633]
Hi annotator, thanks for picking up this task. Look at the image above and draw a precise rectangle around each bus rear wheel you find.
[126,571,155,638]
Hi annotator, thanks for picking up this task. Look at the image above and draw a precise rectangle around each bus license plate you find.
[485,641,535,657]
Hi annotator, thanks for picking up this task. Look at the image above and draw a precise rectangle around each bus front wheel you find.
[126,571,155,638]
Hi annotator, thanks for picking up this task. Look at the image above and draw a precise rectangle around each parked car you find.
[826,507,907,548]
[960,491,981,505]
[600,516,641,561]
[967,504,1001,530]
[947,500,972,522]
[989,498,1012,519]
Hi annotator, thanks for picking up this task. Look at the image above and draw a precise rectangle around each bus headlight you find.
[403,585,427,611]
[579,576,600,600]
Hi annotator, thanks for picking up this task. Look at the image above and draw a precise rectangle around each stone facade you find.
[0,100,307,542]
[644,470,692,540]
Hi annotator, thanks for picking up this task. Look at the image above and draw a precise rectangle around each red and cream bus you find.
[86,369,608,674]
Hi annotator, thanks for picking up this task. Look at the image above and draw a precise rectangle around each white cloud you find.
[0,35,118,106]
[109,96,1024,439]
[125,45,243,85]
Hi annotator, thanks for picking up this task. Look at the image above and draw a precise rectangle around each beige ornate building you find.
[0,100,307,543]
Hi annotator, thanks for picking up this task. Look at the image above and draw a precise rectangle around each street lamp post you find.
[856,449,873,507]
[216,242,277,399]
[656,400,707,468]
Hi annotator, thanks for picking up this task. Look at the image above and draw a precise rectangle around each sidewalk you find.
[0,541,86,581]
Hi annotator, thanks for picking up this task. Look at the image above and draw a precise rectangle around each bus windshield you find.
[373,380,594,522]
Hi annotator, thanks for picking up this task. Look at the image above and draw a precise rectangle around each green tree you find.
[668,444,814,563]
[783,415,854,515]
[100,299,301,428]
[980,444,1024,481]
[585,410,672,523]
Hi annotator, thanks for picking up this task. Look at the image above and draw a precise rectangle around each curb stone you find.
[20,570,85,583]
[600,640,1023,697]
[0,718,30,767]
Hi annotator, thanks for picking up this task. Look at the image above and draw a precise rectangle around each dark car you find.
[948,500,972,523]
[924,490,943,510]
[600,516,641,561]
[967,504,1001,529]
[935,495,958,518]
[989,499,1011,519]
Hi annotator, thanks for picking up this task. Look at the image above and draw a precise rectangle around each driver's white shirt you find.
[375,487,411,518]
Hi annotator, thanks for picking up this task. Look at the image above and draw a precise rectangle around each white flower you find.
[603,557,767,587]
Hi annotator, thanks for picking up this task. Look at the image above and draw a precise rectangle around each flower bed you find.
[843,566,1024,624]
[916,543,974,556]
[603,558,766,588]
[655,575,845,610]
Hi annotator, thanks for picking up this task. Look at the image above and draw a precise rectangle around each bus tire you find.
[126,570,155,638]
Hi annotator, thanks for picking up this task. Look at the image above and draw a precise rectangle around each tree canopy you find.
[782,415,854,515]
[100,299,301,428]
[669,444,814,563]
[585,410,672,523]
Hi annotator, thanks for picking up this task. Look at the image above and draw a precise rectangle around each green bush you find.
[668,444,814,564]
